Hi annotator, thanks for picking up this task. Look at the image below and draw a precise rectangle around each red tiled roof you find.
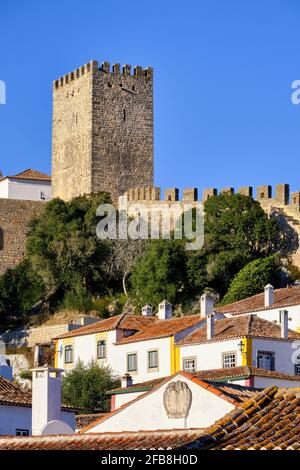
[216,284,300,315]
[182,386,300,450]
[115,315,203,345]
[76,414,108,432]
[1,169,51,182]
[177,314,300,346]
[53,313,157,340]
[0,376,75,411]
[0,376,32,408]
[1,386,299,450]
[80,371,258,433]
[108,366,300,394]
[0,428,205,450]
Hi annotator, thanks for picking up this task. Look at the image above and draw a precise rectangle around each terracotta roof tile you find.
[0,376,75,411]
[181,386,300,450]
[0,429,204,450]
[116,315,203,345]
[216,285,300,315]
[1,169,51,182]
[1,386,299,449]
[76,414,108,431]
[177,314,300,346]
[53,313,157,340]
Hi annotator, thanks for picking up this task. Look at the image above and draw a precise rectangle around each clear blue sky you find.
[1,0,300,195]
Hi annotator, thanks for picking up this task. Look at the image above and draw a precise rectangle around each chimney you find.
[121,373,133,388]
[207,314,215,340]
[280,310,288,339]
[142,304,153,316]
[158,300,172,320]
[0,356,13,380]
[200,293,214,317]
[264,284,274,307]
[31,366,64,436]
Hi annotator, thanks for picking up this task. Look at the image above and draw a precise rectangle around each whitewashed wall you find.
[0,405,31,436]
[0,179,52,201]
[112,337,172,383]
[180,339,243,371]
[58,333,172,383]
[85,374,235,433]
[0,179,9,198]
[251,338,298,375]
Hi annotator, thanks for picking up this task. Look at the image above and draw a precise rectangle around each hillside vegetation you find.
[0,192,295,331]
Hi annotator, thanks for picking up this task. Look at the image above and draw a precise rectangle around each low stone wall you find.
[0,199,44,275]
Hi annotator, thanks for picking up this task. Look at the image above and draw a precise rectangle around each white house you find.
[53,301,211,382]
[109,365,300,411]
[216,284,300,332]
[0,364,75,436]
[0,169,51,201]
[80,371,258,434]
[177,312,300,377]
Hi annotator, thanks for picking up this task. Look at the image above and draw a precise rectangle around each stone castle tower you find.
[52,60,154,201]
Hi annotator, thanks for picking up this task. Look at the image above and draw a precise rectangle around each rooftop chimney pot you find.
[280,310,289,339]
[207,314,215,340]
[264,284,274,307]
[158,300,172,320]
[201,293,214,317]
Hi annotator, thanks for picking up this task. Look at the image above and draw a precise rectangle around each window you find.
[183,357,197,373]
[223,352,236,368]
[16,429,29,436]
[127,353,137,372]
[97,340,106,359]
[148,350,158,370]
[257,351,275,371]
[295,360,300,376]
[123,109,126,121]
[64,345,73,364]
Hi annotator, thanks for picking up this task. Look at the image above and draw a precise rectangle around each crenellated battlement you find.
[53,60,153,90]
[124,183,300,212]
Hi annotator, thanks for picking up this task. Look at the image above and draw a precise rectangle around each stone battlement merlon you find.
[53,60,153,90]
[124,184,300,211]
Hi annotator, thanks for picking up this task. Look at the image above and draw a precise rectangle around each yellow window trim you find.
[241,337,252,366]
[170,336,180,374]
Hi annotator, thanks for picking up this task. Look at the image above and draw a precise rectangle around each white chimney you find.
[0,356,13,380]
[280,310,288,339]
[201,293,214,317]
[264,284,274,307]
[142,304,153,316]
[121,373,133,388]
[31,367,64,436]
[207,314,215,340]
[158,300,172,320]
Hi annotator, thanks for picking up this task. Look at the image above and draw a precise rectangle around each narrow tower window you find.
[123,108,126,122]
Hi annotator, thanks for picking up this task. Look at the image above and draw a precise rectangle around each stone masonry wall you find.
[52,60,154,202]
[0,199,44,275]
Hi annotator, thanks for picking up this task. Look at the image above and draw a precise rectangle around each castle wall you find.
[0,199,44,275]
[52,61,94,201]
[52,60,154,202]
[123,183,300,269]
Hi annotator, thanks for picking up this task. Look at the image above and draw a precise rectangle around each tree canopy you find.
[220,255,282,305]
[61,360,120,413]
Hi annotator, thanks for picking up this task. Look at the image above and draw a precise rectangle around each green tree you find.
[0,259,44,330]
[26,192,112,307]
[204,193,282,257]
[186,194,284,297]
[130,239,188,307]
[62,360,120,413]
[220,255,282,305]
